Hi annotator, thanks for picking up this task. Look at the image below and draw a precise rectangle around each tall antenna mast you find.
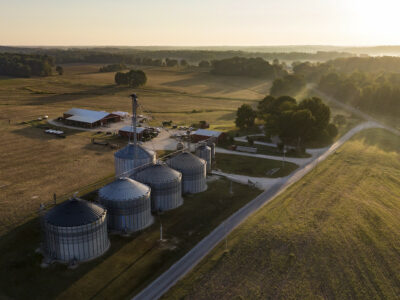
[130,93,138,164]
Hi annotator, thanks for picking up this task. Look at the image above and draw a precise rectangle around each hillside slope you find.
[165,128,400,299]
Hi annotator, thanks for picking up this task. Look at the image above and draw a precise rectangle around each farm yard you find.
[0,64,272,235]
[0,62,380,300]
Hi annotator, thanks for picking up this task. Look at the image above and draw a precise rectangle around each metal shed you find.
[166,152,207,194]
[98,177,153,233]
[114,143,156,177]
[42,198,110,263]
[134,163,183,212]
[195,143,212,173]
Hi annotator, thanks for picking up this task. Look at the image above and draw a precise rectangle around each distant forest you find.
[211,57,287,78]
[293,56,400,119]
[0,53,54,77]
[0,46,354,65]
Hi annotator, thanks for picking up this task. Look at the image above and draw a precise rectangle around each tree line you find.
[293,56,400,119]
[0,53,54,77]
[211,57,287,78]
[99,63,127,72]
[236,96,337,149]
[0,46,356,65]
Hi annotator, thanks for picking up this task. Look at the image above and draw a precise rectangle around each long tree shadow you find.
[160,72,269,96]
[26,84,131,106]
[12,123,82,139]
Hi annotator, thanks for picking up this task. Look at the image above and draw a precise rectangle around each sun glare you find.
[347,0,400,44]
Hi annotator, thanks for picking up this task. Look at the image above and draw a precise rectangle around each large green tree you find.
[258,95,337,146]
[115,70,147,87]
[235,104,257,129]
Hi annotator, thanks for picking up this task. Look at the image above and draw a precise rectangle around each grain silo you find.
[42,198,110,263]
[114,93,156,177]
[195,143,212,173]
[134,163,183,212]
[98,177,153,233]
[114,143,156,177]
[166,151,207,194]
[207,140,216,160]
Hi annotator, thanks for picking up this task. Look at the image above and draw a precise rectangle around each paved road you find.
[132,121,387,300]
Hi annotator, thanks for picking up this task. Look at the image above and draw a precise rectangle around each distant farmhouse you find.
[63,108,122,128]
[191,129,225,143]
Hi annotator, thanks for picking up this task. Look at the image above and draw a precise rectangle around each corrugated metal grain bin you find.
[166,152,207,194]
[114,143,156,177]
[195,143,212,173]
[42,198,110,263]
[98,177,153,233]
[134,163,183,212]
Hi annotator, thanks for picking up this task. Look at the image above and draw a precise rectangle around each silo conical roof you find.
[45,198,106,227]
[99,177,150,201]
[114,144,155,160]
[135,163,181,183]
[167,152,206,170]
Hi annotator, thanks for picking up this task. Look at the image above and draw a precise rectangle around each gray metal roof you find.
[135,163,182,183]
[192,129,223,137]
[114,144,155,160]
[65,108,110,123]
[119,126,146,134]
[99,177,150,201]
[45,198,106,227]
[167,152,206,170]
[196,144,211,151]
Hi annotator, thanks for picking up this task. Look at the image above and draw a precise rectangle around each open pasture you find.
[165,128,400,299]
[0,64,270,235]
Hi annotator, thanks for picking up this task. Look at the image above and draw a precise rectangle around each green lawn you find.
[164,128,400,299]
[0,178,261,300]
[216,153,298,178]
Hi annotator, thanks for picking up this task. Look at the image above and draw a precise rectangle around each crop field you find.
[164,128,400,299]
[0,178,261,300]
[0,64,272,235]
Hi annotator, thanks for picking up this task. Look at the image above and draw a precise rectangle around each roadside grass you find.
[215,153,298,178]
[164,128,400,299]
[0,178,261,300]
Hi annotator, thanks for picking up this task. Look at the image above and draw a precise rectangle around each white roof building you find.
[64,108,110,124]
[112,111,130,118]
[192,129,223,137]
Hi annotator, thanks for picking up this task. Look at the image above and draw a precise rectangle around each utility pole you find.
[159,213,163,241]
[282,146,286,169]
[224,220,228,251]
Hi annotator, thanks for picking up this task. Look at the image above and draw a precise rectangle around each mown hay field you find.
[164,128,400,299]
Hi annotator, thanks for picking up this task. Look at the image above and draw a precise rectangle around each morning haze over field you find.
[0,1,399,299]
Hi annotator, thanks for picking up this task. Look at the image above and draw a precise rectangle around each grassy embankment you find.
[215,153,298,178]
[0,64,271,235]
[165,128,400,299]
[0,178,261,300]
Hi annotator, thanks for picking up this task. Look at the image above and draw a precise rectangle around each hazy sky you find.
[0,0,399,46]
